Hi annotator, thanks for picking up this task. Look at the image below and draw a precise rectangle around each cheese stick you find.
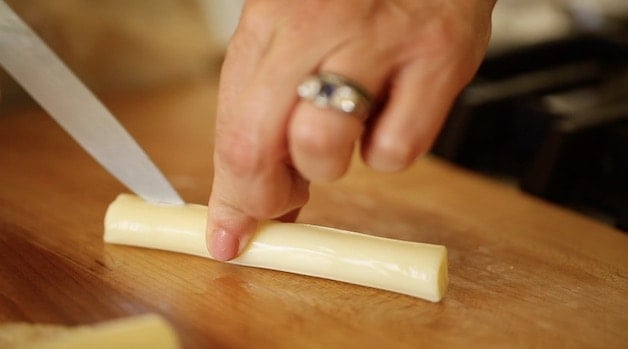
[104,194,448,302]
[0,314,179,349]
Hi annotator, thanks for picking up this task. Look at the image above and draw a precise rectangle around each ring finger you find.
[288,44,394,181]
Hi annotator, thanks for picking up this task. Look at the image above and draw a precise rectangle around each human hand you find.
[207,0,497,261]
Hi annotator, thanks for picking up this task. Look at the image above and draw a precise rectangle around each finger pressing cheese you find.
[104,194,448,302]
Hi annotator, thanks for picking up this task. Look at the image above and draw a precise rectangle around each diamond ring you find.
[297,73,373,120]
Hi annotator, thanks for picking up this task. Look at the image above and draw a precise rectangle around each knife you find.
[0,1,184,205]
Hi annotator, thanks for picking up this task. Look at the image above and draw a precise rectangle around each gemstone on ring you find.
[331,85,360,113]
[297,77,322,100]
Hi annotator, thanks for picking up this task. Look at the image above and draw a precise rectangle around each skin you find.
[207,0,498,261]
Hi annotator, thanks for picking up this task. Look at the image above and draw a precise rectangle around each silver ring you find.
[297,73,373,120]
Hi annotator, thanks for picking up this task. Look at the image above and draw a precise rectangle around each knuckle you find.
[228,0,278,56]
[228,19,266,56]
[277,1,364,42]
[402,12,469,61]
[215,133,264,177]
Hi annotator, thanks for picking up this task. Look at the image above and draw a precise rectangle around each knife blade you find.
[0,1,184,205]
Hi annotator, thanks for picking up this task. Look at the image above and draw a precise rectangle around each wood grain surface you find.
[0,80,626,348]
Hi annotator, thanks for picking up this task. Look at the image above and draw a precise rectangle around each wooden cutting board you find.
[0,81,626,348]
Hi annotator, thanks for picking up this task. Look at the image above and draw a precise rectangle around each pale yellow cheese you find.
[104,194,448,302]
[0,314,179,349]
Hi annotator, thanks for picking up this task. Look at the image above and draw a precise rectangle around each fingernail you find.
[210,229,240,261]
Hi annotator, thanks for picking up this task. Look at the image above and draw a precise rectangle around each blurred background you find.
[0,0,244,105]
[0,0,626,230]
[434,0,628,231]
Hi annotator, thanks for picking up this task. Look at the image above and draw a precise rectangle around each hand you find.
[207,0,496,261]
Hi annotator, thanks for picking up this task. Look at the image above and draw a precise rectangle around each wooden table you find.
[1,79,626,348]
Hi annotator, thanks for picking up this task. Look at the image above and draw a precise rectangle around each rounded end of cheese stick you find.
[104,194,448,302]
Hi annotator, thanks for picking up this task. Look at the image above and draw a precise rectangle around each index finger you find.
[207,12,330,261]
